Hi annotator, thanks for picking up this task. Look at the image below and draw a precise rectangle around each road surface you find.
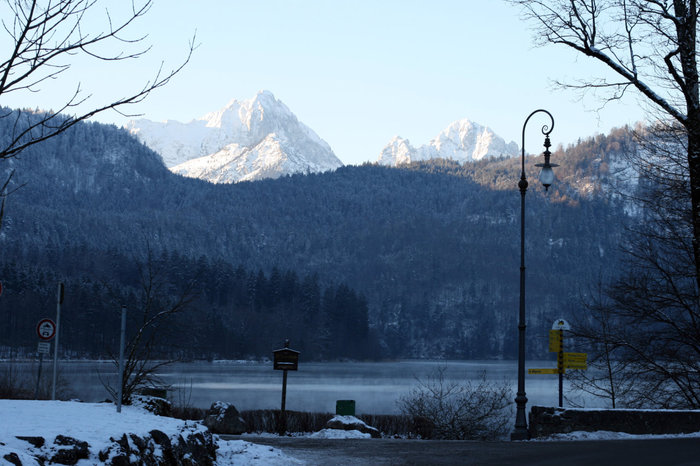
[222,436,700,465]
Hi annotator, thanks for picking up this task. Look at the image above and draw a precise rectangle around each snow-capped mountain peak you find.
[378,119,518,166]
[378,136,414,166]
[126,90,342,183]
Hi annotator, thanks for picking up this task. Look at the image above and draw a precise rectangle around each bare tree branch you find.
[0,0,195,161]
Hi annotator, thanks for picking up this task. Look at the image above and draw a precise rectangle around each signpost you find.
[35,318,56,399]
[528,319,587,407]
[52,282,64,400]
[548,329,562,352]
[37,318,56,341]
[273,340,300,435]
[37,341,51,354]
[118,305,126,413]
[564,352,588,370]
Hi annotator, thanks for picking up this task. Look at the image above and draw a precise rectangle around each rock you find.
[149,429,177,465]
[16,436,45,448]
[131,394,172,417]
[325,415,381,438]
[51,435,89,465]
[97,425,217,465]
[173,427,217,466]
[203,401,246,434]
[2,452,22,466]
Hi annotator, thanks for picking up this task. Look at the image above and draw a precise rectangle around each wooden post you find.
[279,369,288,434]
[281,369,288,413]
[273,339,299,435]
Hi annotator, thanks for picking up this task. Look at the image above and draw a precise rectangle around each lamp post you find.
[512,109,557,441]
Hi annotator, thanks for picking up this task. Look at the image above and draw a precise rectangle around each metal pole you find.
[558,329,564,408]
[117,305,126,413]
[51,282,63,400]
[512,109,555,441]
[34,353,44,399]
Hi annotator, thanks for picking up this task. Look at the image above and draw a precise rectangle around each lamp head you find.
[534,135,558,191]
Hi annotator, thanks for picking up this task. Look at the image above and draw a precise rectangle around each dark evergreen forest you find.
[0,248,376,360]
[0,114,637,360]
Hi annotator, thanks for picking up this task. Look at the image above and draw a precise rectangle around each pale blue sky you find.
[4,0,648,165]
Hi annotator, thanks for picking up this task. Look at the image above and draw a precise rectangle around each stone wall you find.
[529,406,700,438]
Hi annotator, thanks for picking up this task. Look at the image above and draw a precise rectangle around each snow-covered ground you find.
[0,400,301,465]
[2,400,699,465]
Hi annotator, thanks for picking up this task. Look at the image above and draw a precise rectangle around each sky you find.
[2,0,650,166]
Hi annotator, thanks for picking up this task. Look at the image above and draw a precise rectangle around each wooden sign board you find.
[273,348,300,371]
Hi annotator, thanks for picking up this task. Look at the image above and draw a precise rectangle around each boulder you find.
[173,427,217,465]
[2,453,22,466]
[203,401,246,435]
[51,435,90,465]
[131,394,172,417]
[325,415,381,438]
[97,425,216,465]
[16,436,45,448]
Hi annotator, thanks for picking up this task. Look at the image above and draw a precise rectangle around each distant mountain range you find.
[127,91,520,182]
[126,90,343,183]
[0,105,638,359]
[377,119,519,166]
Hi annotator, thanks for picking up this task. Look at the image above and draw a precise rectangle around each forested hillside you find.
[0,114,636,359]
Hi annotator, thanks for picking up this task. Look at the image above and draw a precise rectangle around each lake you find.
[2,359,603,414]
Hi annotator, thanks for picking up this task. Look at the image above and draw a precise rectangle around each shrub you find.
[397,367,513,440]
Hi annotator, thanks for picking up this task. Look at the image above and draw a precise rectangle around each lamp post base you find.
[510,427,530,441]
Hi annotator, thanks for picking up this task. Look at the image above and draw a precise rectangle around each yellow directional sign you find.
[564,352,587,362]
[528,368,560,375]
[564,362,588,370]
[548,330,562,352]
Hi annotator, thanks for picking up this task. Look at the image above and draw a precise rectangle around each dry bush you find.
[397,368,513,440]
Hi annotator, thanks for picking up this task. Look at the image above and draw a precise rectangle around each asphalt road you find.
[222,436,700,465]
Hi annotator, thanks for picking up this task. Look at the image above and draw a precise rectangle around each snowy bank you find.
[0,400,298,465]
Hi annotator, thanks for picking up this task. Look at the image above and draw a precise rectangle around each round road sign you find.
[552,319,571,331]
[37,318,56,341]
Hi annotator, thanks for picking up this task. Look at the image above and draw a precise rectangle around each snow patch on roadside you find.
[310,429,371,439]
[215,439,304,464]
[538,430,700,441]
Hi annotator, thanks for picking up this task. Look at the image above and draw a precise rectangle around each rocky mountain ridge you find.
[126,90,343,183]
[378,119,519,166]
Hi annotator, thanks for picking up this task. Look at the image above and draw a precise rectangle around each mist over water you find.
[3,360,601,414]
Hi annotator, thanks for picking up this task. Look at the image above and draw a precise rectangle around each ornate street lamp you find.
[512,109,556,441]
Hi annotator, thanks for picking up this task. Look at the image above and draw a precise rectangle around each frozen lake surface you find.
[4,359,602,414]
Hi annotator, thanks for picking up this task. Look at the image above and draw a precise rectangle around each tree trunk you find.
[687,129,700,295]
[675,0,700,293]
